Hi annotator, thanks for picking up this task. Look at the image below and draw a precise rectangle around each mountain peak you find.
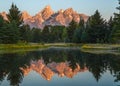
[64,8,76,16]
[66,8,73,11]
[0,6,89,29]
[65,8,74,12]
[45,5,51,9]
[59,9,64,13]
[22,11,31,20]
[41,5,54,20]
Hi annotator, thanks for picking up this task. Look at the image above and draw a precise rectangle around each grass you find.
[0,43,81,50]
[81,44,120,54]
[0,43,120,54]
[81,44,120,55]
[81,44,120,50]
[0,44,46,50]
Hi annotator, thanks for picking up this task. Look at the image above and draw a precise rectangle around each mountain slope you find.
[0,6,89,29]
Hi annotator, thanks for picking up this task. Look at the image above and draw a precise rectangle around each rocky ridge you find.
[0,5,89,29]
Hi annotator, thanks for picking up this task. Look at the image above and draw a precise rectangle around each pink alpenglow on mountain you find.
[0,5,89,29]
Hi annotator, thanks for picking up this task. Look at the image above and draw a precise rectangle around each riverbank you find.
[81,44,120,54]
[81,44,120,50]
[0,43,120,51]
[0,43,81,50]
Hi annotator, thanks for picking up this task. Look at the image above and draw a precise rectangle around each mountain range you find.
[0,5,89,29]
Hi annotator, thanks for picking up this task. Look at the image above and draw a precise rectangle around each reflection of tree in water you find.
[108,55,120,82]
[34,49,120,83]
[84,54,108,82]
[34,48,120,82]
[0,53,32,86]
[0,48,120,85]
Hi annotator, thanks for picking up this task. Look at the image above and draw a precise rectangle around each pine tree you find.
[78,17,85,28]
[62,27,67,42]
[50,26,64,42]
[73,17,85,43]
[86,10,107,43]
[19,25,31,42]
[32,28,42,43]
[111,0,120,43]
[0,15,6,43]
[42,26,50,43]
[107,17,114,42]
[81,18,90,43]
[1,3,23,44]
[7,3,23,26]
[0,15,5,27]
[2,21,20,44]
[66,20,77,42]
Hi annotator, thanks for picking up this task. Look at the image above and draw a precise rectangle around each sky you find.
[0,0,118,20]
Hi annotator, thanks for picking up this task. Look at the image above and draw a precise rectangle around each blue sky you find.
[0,0,118,20]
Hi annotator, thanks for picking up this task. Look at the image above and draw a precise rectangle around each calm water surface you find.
[0,47,120,86]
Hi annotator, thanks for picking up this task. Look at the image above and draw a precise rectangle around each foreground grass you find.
[0,43,120,53]
[81,44,120,54]
[0,43,81,50]
[81,44,120,50]
[0,44,47,50]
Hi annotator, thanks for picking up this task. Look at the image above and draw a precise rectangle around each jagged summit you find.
[58,9,64,13]
[45,5,51,9]
[22,11,31,20]
[41,5,54,20]
[0,5,89,29]
[64,8,75,15]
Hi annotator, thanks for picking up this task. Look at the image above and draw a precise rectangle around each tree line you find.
[0,0,120,44]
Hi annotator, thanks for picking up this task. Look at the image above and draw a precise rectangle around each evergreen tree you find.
[50,26,64,42]
[78,17,85,28]
[85,10,107,43]
[19,25,31,42]
[41,26,50,43]
[73,17,85,43]
[0,15,6,43]
[107,17,114,43]
[0,15,5,27]
[0,3,23,44]
[62,27,67,42]
[7,3,23,26]
[32,28,42,43]
[66,20,77,42]
[0,15,19,44]
[2,21,20,44]
[81,19,90,43]
[111,0,120,43]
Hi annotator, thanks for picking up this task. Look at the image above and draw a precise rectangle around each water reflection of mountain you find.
[0,48,120,86]
[20,60,87,81]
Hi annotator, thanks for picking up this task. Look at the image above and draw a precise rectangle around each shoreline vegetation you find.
[0,43,81,50]
[0,43,120,54]
[0,2,120,45]
[0,1,120,52]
